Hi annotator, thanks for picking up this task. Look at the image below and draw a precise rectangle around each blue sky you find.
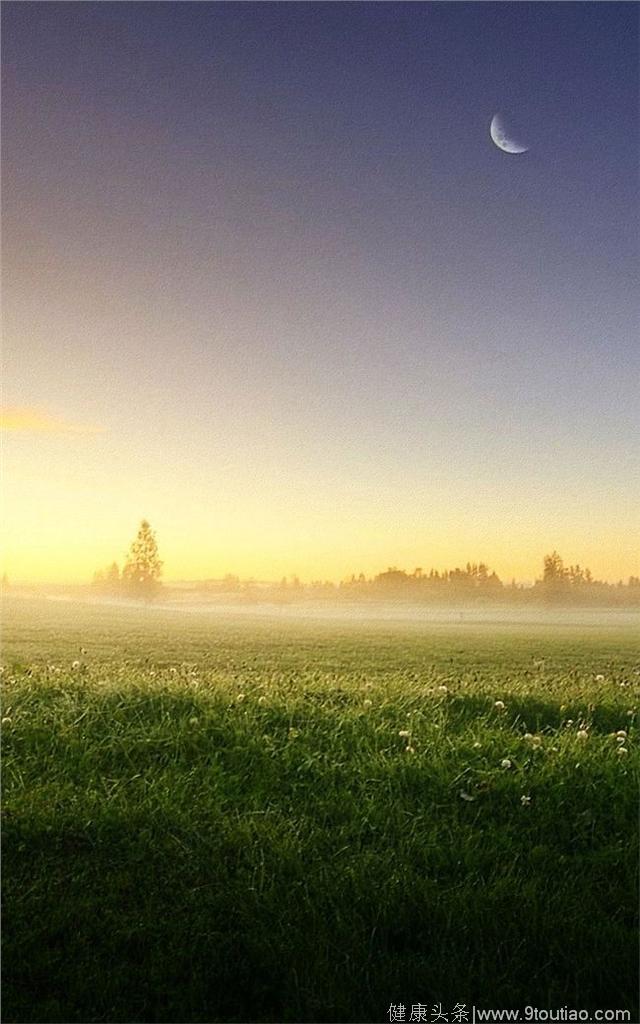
[3,3,638,582]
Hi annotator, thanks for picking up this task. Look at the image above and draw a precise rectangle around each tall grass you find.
[2,600,638,1022]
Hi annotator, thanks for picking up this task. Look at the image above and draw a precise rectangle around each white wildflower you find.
[71,660,81,669]
[398,730,410,738]
[617,746,628,756]
[501,758,512,769]
[520,794,532,806]
[494,700,506,711]
[472,741,482,749]
[595,674,604,682]
[576,730,589,741]
[459,790,475,802]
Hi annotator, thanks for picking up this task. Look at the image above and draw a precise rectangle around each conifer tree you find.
[122,520,163,598]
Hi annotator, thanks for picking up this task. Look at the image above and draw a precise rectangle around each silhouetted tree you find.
[106,562,120,586]
[540,551,570,602]
[543,551,566,583]
[92,562,120,593]
[122,520,163,598]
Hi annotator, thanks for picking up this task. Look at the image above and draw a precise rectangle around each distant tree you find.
[221,573,240,592]
[543,551,566,584]
[540,551,570,601]
[106,562,120,586]
[375,567,409,586]
[122,520,163,598]
[92,562,120,593]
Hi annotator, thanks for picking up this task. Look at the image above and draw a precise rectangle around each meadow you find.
[2,598,638,1023]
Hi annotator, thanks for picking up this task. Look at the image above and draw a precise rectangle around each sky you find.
[2,2,638,584]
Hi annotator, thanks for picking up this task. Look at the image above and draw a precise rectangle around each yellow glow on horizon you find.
[2,488,637,587]
[2,414,637,588]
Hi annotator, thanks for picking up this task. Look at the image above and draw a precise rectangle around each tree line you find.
[93,523,639,606]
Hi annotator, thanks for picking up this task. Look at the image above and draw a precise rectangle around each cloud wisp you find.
[0,407,104,436]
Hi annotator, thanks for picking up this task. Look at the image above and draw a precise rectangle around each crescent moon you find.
[490,114,529,154]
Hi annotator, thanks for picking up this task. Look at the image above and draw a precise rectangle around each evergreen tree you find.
[122,521,163,598]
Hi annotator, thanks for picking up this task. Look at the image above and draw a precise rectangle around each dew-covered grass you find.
[2,599,638,1022]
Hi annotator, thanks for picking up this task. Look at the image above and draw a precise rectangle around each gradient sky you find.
[2,2,638,584]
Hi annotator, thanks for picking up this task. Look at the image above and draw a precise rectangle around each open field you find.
[2,598,639,1023]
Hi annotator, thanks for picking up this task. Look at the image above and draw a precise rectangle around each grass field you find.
[2,598,639,1023]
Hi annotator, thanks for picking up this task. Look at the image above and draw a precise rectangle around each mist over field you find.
[8,588,640,630]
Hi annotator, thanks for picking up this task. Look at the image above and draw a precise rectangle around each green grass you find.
[2,599,639,1023]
